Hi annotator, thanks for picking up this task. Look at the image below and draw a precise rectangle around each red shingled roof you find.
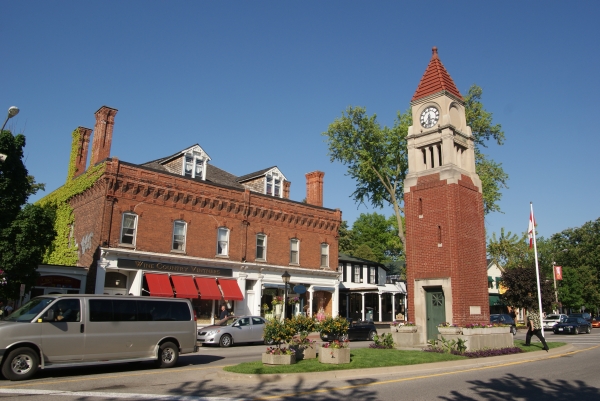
[412,47,462,102]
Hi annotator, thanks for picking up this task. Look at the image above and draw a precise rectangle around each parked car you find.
[592,318,600,329]
[543,314,568,329]
[320,319,377,341]
[490,314,518,335]
[568,313,592,323]
[197,315,266,347]
[552,317,591,334]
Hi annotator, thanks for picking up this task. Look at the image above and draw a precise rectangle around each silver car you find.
[543,314,568,329]
[197,316,267,347]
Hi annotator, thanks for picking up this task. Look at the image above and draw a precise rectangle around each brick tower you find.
[404,47,489,342]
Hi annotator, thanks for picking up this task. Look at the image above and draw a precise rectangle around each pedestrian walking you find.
[525,309,549,352]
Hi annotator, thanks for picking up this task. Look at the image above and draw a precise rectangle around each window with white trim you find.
[369,266,376,284]
[353,265,361,283]
[217,227,229,256]
[120,213,138,245]
[172,220,187,251]
[320,243,329,267]
[290,238,299,264]
[265,171,283,197]
[183,153,206,180]
[256,233,266,260]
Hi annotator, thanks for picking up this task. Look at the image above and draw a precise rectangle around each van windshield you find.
[4,298,54,322]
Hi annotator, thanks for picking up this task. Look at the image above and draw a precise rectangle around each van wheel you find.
[1,347,39,381]
[219,334,233,347]
[156,342,179,368]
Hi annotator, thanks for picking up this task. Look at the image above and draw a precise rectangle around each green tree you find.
[550,218,600,312]
[323,85,508,251]
[500,264,554,312]
[349,212,402,263]
[337,220,354,254]
[0,130,55,300]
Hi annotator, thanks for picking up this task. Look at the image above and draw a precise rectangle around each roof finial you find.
[432,46,438,59]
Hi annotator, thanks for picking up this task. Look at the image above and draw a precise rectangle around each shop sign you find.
[35,275,81,288]
[117,258,232,277]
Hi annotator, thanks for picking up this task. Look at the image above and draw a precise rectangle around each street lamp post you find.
[281,271,290,320]
[1,106,19,132]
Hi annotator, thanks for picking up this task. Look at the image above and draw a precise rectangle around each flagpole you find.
[531,202,544,336]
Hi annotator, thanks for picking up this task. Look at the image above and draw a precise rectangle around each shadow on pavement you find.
[440,373,600,400]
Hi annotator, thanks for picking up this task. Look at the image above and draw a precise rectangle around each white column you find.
[237,273,247,315]
[211,300,215,325]
[130,270,143,296]
[333,283,340,318]
[361,293,366,321]
[95,260,108,294]
[308,289,314,317]
[404,293,408,322]
[378,293,382,322]
[391,293,396,321]
[256,274,264,316]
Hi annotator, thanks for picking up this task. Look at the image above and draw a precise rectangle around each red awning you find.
[171,275,199,299]
[145,273,174,298]
[194,277,222,300]
[218,279,244,301]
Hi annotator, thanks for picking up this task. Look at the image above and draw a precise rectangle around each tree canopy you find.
[500,264,554,311]
[323,84,508,252]
[0,130,55,300]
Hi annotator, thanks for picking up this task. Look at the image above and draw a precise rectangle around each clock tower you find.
[404,47,489,342]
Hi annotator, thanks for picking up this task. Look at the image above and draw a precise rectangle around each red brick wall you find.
[405,173,489,326]
[71,159,340,274]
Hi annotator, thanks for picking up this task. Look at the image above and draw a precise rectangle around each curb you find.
[217,343,576,383]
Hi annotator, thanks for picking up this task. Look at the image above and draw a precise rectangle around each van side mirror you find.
[42,309,55,322]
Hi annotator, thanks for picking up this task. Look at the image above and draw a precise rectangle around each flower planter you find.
[462,328,486,335]
[318,347,350,364]
[262,353,296,365]
[438,327,462,335]
[489,327,511,334]
[397,326,418,333]
[291,345,317,360]
[389,325,398,332]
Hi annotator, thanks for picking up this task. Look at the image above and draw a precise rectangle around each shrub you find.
[263,318,296,348]
[290,314,317,334]
[317,316,349,336]
[369,333,395,349]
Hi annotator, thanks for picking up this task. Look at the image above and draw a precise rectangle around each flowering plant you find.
[403,321,416,326]
[262,303,270,312]
[438,322,459,327]
[289,333,316,349]
[288,297,300,305]
[321,339,349,349]
[271,296,284,306]
[317,315,349,337]
[265,346,294,355]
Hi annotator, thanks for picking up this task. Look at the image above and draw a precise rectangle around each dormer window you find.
[183,153,205,180]
[265,172,282,197]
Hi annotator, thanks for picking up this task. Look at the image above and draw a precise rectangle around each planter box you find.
[438,327,462,335]
[318,347,350,364]
[291,345,317,360]
[391,331,421,348]
[390,325,398,332]
[489,327,511,334]
[262,353,296,365]
[462,328,486,335]
[397,326,418,333]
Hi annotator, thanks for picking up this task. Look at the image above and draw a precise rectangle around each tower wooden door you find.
[425,288,446,341]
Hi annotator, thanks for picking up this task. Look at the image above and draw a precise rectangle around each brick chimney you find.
[283,181,291,199]
[73,126,92,178]
[305,171,324,207]
[90,106,118,166]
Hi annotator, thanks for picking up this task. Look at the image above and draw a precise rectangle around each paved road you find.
[1,336,599,400]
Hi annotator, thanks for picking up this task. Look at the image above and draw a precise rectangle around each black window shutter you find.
[360,266,364,282]
[374,267,378,285]
[342,264,347,282]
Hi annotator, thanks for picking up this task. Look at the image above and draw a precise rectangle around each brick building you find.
[40,106,342,324]
[404,48,489,342]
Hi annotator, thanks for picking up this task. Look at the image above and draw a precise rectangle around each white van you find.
[0,294,198,380]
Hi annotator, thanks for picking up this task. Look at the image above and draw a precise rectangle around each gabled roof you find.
[237,166,278,183]
[412,47,462,102]
[338,253,388,271]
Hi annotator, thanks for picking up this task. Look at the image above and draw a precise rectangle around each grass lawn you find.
[224,341,567,375]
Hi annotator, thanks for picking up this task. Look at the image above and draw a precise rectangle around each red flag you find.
[554,265,563,281]
[528,210,536,248]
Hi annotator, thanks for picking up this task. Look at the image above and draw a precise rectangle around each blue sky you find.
[3,1,599,242]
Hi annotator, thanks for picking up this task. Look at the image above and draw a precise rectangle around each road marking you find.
[0,388,247,400]
[253,345,600,400]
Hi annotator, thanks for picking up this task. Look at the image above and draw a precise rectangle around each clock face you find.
[420,106,439,129]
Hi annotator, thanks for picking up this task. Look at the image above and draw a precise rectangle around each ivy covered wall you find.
[37,128,105,266]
